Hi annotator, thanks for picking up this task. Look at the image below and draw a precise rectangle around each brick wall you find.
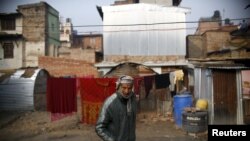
[18,2,46,41]
[104,55,185,63]
[73,34,103,52]
[187,35,204,58]
[83,36,103,52]
[38,56,98,77]
[196,21,220,35]
[205,31,231,53]
[58,47,96,63]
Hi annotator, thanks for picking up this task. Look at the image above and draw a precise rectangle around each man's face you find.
[120,83,133,97]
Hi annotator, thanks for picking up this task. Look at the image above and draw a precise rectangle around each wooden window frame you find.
[3,42,14,59]
[1,17,16,30]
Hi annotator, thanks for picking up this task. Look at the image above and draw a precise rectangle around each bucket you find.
[173,94,193,128]
[182,111,208,133]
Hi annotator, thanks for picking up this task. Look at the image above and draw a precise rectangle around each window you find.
[3,43,14,58]
[66,29,70,34]
[1,17,16,30]
[51,23,55,31]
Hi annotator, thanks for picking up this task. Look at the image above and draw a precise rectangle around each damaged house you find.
[95,0,192,119]
[0,2,59,110]
[187,11,250,124]
[0,1,60,69]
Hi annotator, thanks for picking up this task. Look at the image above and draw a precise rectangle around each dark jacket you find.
[95,92,137,141]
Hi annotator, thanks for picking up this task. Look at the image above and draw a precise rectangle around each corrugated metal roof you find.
[207,66,250,69]
[0,68,48,111]
[104,62,157,77]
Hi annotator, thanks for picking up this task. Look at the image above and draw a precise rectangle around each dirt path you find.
[0,111,207,141]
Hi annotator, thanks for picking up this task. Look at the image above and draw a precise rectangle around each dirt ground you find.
[0,111,207,141]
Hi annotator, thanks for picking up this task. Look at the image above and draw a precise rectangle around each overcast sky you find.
[0,0,249,34]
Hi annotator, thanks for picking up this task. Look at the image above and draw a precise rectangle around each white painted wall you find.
[140,0,173,6]
[0,15,23,70]
[60,19,73,45]
[0,40,23,69]
[24,41,45,67]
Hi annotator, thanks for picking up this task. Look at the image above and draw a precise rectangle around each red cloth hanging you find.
[144,75,155,98]
[79,78,116,125]
[47,77,77,121]
[134,77,143,97]
[76,75,94,96]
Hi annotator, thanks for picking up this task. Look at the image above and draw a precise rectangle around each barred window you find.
[1,17,15,30]
[3,43,14,58]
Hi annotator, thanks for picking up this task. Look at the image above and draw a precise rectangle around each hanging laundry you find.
[47,77,77,121]
[134,77,143,96]
[76,75,94,96]
[169,71,176,91]
[169,70,184,92]
[80,78,116,125]
[175,70,184,81]
[155,73,170,89]
[143,75,155,98]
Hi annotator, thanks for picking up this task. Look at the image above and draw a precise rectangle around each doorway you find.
[213,69,237,124]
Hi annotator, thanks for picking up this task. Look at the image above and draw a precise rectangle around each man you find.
[239,20,248,32]
[95,75,137,141]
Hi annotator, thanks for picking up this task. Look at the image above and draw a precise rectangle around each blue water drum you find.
[173,94,193,128]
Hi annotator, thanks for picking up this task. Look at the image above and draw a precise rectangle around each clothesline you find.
[46,71,183,124]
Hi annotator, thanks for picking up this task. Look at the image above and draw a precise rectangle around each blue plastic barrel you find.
[173,94,192,128]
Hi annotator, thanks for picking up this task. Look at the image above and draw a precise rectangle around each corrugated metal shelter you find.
[101,3,190,58]
[0,68,49,111]
[192,65,249,124]
[104,62,158,77]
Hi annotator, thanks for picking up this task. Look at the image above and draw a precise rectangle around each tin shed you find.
[0,68,49,111]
